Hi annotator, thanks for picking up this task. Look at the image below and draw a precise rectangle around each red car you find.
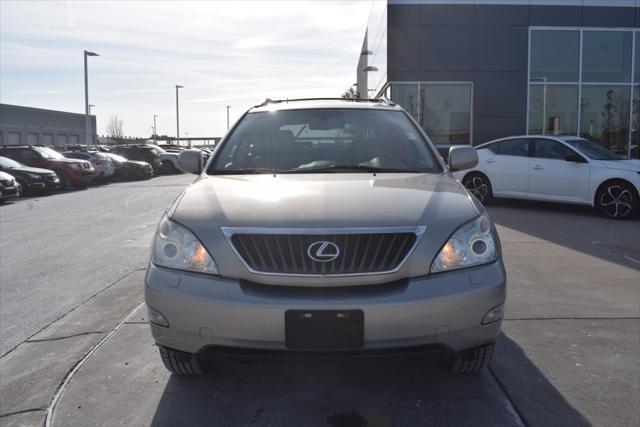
[0,146,95,189]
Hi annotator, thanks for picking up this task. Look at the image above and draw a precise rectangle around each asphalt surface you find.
[1,175,639,426]
[0,175,192,356]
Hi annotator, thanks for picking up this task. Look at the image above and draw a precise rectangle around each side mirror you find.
[448,146,478,172]
[178,149,204,174]
[565,153,585,163]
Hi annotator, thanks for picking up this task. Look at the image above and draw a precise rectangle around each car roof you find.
[250,98,401,113]
[476,134,588,148]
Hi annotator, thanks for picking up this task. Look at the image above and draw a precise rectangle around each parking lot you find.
[0,174,638,427]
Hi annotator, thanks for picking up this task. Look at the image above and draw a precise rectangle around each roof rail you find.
[254,97,396,108]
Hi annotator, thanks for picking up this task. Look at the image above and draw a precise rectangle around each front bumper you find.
[0,185,19,200]
[25,176,60,191]
[68,170,95,184]
[145,260,506,355]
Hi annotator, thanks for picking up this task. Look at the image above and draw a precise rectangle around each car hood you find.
[597,159,640,172]
[8,166,55,175]
[159,152,179,160]
[170,173,483,282]
[50,158,87,165]
[173,173,479,229]
[0,171,16,180]
[125,160,150,167]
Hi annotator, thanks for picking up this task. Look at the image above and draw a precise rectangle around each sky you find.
[0,1,371,138]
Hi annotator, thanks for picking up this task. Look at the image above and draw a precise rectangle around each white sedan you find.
[453,135,640,219]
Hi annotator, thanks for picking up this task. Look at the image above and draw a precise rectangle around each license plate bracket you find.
[285,310,364,351]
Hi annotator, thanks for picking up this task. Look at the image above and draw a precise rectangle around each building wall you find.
[375,0,640,149]
[0,104,97,147]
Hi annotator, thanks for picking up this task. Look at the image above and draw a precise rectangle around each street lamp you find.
[84,50,99,148]
[153,114,158,144]
[175,85,183,146]
[226,105,231,130]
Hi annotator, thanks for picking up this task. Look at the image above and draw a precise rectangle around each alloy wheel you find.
[600,185,633,218]
[464,176,489,202]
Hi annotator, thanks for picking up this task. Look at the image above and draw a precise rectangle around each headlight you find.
[153,215,218,274]
[69,163,82,171]
[27,173,42,179]
[431,213,498,273]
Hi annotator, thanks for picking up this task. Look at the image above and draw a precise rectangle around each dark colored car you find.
[0,171,19,204]
[0,146,95,189]
[0,156,60,194]
[103,153,153,180]
[110,146,163,174]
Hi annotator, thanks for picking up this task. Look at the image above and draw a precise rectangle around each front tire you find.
[450,343,494,374]
[55,170,70,190]
[462,173,493,204]
[158,345,203,376]
[595,180,638,219]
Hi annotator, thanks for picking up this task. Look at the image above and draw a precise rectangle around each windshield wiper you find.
[212,168,282,175]
[282,164,424,174]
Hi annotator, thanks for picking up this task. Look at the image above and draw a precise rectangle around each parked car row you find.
[0,143,184,203]
[444,135,640,220]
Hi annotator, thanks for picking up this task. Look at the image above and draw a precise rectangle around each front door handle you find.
[485,159,496,164]
[532,165,544,170]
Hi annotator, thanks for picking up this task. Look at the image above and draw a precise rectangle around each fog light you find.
[482,304,504,325]
[148,307,169,327]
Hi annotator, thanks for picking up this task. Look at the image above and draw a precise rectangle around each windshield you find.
[147,145,165,154]
[564,139,625,160]
[209,109,441,174]
[0,156,24,169]
[33,146,65,160]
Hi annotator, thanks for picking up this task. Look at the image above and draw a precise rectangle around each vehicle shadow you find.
[488,198,640,268]
[150,334,588,427]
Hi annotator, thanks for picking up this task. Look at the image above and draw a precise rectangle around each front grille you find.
[225,227,424,276]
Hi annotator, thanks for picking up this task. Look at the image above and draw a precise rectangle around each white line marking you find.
[623,255,640,264]
[45,302,145,427]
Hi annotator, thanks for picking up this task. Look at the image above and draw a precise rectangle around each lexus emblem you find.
[307,241,340,262]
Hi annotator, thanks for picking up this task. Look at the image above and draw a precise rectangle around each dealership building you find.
[0,103,97,147]
[356,0,640,158]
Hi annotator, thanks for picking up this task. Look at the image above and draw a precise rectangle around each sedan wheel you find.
[463,173,492,203]
[596,181,638,219]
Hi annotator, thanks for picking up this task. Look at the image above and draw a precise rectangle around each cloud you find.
[0,0,372,137]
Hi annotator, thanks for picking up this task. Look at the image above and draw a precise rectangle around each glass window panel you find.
[498,139,530,157]
[580,85,631,157]
[530,30,579,82]
[390,84,419,122]
[582,31,633,83]
[419,83,472,144]
[528,84,578,135]
[533,138,573,160]
[632,85,639,159]
[635,32,639,84]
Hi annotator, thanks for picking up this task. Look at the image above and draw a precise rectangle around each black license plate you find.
[285,310,364,351]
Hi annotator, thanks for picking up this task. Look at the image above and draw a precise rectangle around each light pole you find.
[153,114,158,144]
[226,106,231,130]
[84,50,99,148]
[175,85,183,146]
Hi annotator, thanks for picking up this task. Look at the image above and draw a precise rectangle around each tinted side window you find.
[533,139,573,160]
[486,142,500,154]
[498,139,530,157]
[19,149,40,163]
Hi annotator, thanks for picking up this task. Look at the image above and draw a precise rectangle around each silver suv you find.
[145,98,506,375]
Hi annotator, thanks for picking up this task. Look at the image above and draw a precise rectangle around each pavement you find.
[0,176,639,427]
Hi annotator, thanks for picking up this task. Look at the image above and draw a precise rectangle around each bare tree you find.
[341,86,359,99]
[106,115,124,142]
